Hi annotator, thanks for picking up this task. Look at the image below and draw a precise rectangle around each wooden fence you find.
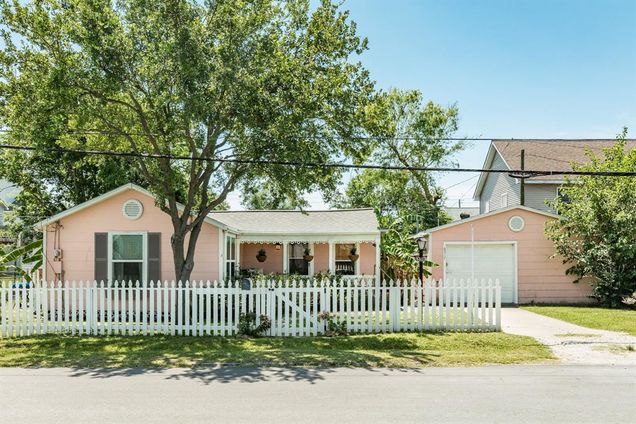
[0,279,501,337]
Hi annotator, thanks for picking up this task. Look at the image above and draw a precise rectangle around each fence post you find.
[495,279,502,331]
[0,282,5,337]
[389,281,399,332]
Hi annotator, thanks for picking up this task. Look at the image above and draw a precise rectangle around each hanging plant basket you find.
[303,247,313,262]
[256,249,267,263]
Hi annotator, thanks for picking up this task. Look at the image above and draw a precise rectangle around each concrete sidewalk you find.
[501,308,636,365]
[0,366,635,423]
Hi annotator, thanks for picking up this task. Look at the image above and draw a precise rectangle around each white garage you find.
[443,242,517,304]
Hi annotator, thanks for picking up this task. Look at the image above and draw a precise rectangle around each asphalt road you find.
[1,365,634,423]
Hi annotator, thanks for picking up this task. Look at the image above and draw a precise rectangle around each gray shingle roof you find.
[208,209,380,235]
[492,139,636,181]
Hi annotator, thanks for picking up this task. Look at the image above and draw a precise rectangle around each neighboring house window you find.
[557,187,571,204]
[225,235,237,281]
[335,243,356,276]
[110,233,146,284]
[501,192,508,208]
[484,201,490,213]
[288,243,309,275]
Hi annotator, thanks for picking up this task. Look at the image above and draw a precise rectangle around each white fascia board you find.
[473,143,510,201]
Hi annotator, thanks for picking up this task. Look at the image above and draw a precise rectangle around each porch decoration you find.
[303,247,314,262]
[256,248,267,262]
[348,246,359,263]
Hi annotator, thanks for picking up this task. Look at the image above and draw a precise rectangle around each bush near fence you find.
[0,279,501,337]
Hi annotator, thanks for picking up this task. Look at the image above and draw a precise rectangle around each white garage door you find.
[444,243,517,304]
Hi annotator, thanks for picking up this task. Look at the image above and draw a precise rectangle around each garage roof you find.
[415,205,559,237]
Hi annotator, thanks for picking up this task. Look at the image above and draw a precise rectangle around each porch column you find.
[218,229,224,282]
[282,241,289,273]
[235,236,241,272]
[328,241,334,274]
[375,236,381,285]
[308,242,314,277]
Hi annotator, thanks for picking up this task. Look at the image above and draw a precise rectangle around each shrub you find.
[237,312,271,337]
[318,311,348,336]
[546,130,636,307]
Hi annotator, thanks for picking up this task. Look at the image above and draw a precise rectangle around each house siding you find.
[479,152,520,213]
[524,184,559,213]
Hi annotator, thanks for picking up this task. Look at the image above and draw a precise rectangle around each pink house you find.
[35,184,381,283]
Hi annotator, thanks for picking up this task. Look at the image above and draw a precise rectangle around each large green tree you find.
[0,0,375,281]
[546,129,636,307]
[0,145,145,243]
[336,89,461,279]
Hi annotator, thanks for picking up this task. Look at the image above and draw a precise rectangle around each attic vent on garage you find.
[508,215,525,232]
[122,199,143,220]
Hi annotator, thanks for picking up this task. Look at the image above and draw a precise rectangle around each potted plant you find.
[303,247,314,262]
[348,246,359,263]
[256,248,267,262]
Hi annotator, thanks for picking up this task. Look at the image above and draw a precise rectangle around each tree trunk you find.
[170,219,205,283]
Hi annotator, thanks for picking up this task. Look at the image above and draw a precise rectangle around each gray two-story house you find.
[474,139,636,214]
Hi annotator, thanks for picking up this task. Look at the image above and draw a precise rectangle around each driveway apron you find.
[501,308,636,365]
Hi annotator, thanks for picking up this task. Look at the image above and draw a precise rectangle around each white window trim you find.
[225,233,237,280]
[287,242,313,276]
[333,242,360,276]
[484,201,490,213]
[107,231,148,283]
[501,192,508,208]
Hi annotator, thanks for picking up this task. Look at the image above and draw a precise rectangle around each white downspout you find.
[470,224,475,281]
[42,225,47,283]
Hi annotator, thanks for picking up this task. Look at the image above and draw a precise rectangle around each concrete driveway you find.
[502,308,636,365]
[0,366,635,424]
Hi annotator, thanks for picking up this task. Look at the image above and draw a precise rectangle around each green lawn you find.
[523,306,636,336]
[0,332,553,368]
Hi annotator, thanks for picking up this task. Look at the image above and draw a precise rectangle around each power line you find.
[0,128,627,142]
[440,175,478,190]
[458,180,479,200]
[1,143,636,177]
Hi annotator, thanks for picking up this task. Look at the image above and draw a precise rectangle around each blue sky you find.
[228,0,636,209]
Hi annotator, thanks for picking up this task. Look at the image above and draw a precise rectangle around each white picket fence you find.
[0,279,501,338]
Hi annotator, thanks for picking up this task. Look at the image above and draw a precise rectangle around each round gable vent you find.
[508,215,525,232]
[122,199,143,220]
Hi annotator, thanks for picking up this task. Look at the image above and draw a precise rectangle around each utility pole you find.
[520,149,525,206]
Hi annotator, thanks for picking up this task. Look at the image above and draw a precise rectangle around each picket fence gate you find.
[0,279,501,338]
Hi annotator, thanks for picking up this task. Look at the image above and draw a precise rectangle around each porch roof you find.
[209,208,380,236]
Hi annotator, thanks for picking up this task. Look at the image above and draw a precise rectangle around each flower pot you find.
[303,255,314,262]
[256,254,267,263]
[348,254,359,263]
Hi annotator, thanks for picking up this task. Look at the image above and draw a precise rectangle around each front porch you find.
[225,236,380,281]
